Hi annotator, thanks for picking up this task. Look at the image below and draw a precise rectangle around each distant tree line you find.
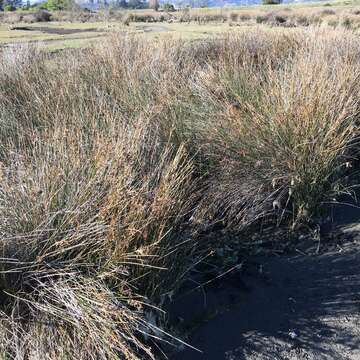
[0,0,72,11]
[0,0,23,11]
[0,0,209,12]
[88,0,158,10]
[0,0,147,11]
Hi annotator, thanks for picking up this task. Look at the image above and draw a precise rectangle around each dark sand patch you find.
[10,26,101,35]
[171,207,360,360]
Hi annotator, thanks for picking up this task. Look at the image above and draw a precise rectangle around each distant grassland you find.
[0,22,112,50]
[0,22,252,50]
[1,0,360,50]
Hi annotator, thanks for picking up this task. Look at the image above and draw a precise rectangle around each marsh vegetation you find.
[0,7,360,359]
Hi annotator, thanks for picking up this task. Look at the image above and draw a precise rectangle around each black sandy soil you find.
[171,208,360,360]
[10,26,100,35]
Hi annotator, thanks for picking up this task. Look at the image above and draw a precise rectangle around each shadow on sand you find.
[172,204,360,360]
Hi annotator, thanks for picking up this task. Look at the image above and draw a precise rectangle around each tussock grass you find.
[183,27,360,227]
[0,42,199,359]
[0,25,360,358]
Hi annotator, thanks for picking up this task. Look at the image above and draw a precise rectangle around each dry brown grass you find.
[0,25,360,358]
[185,27,360,228]
[0,41,200,359]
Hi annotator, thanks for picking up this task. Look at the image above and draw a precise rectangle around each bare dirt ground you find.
[9,26,100,35]
[171,207,360,360]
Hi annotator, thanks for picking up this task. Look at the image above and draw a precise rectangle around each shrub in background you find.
[34,9,52,21]
[3,3,15,11]
[163,2,175,11]
[256,14,269,23]
[263,0,282,4]
[39,0,76,11]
